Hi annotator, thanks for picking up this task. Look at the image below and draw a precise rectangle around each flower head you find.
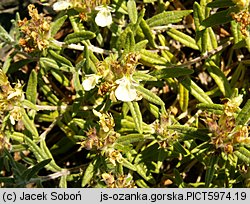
[114,76,139,102]
[95,6,113,27]
[82,74,101,91]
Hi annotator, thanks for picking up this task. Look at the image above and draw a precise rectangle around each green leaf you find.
[119,157,137,171]
[179,83,189,112]
[140,19,156,48]
[166,28,199,50]
[22,159,51,182]
[180,77,213,104]
[50,15,68,37]
[127,102,143,134]
[205,154,219,187]
[207,0,235,8]
[51,69,70,87]
[234,147,250,164]
[64,31,96,44]
[59,175,68,188]
[21,108,39,139]
[151,67,194,79]
[82,162,94,187]
[139,49,169,67]
[26,69,37,104]
[135,85,165,107]
[124,28,135,53]
[48,50,73,67]
[127,0,138,24]
[236,99,250,125]
[201,8,234,27]
[146,10,193,27]
[206,60,232,98]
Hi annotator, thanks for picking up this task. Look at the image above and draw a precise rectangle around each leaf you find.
[135,85,165,107]
[140,19,156,48]
[206,60,232,98]
[124,28,135,53]
[146,10,193,27]
[26,69,37,104]
[64,31,96,44]
[48,50,73,67]
[205,155,219,187]
[51,69,70,87]
[201,8,234,27]
[139,49,169,67]
[119,157,137,171]
[136,163,156,184]
[21,108,39,139]
[117,134,151,145]
[22,159,52,182]
[179,83,189,112]
[236,99,250,125]
[180,77,213,104]
[82,162,94,187]
[50,15,68,37]
[234,147,250,164]
[167,28,199,50]
[151,67,194,79]
[207,0,235,8]
[127,0,138,24]
[127,102,143,134]
[59,175,68,188]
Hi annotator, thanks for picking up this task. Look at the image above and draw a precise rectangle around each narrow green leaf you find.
[135,85,165,107]
[180,77,213,104]
[82,162,94,187]
[206,60,232,98]
[234,147,250,164]
[167,28,199,50]
[26,69,37,104]
[22,159,51,181]
[151,67,194,79]
[48,50,73,67]
[201,8,234,27]
[59,175,68,188]
[124,29,135,53]
[50,15,68,37]
[40,139,62,172]
[127,0,137,24]
[64,31,96,44]
[205,155,219,187]
[236,99,250,125]
[179,83,189,112]
[136,163,156,184]
[117,134,150,145]
[119,157,137,171]
[127,102,143,134]
[139,49,169,67]
[21,108,39,139]
[51,69,70,87]
[207,0,235,8]
[140,19,156,48]
[146,10,193,27]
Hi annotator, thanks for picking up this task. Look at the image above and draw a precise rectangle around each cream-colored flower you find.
[53,1,72,11]
[95,6,113,27]
[82,74,101,91]
[115,76,139,102]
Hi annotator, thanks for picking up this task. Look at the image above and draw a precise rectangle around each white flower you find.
[95,6,113,27]
[53,1,72,11]
[115,76,139,102]
[82,74,101,91]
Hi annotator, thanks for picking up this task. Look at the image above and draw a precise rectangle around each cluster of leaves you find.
[0,0,250,188]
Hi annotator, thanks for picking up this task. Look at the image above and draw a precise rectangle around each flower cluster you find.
[79,111,119,151]
[101,172,136,188]
[0,132,11,155]
[232,10,250,36]
[52,0,112,27]
[0,70,24,126]
[18,4,51,53]
[205,98,250,154]
[82,53,141,102]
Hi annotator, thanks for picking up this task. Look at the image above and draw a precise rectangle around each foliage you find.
[0,0,250,188]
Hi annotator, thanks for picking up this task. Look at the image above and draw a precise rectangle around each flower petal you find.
[95,9,112,27]
[82,75,100,91]
[115,77,137,102]
[53,1,72,11]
